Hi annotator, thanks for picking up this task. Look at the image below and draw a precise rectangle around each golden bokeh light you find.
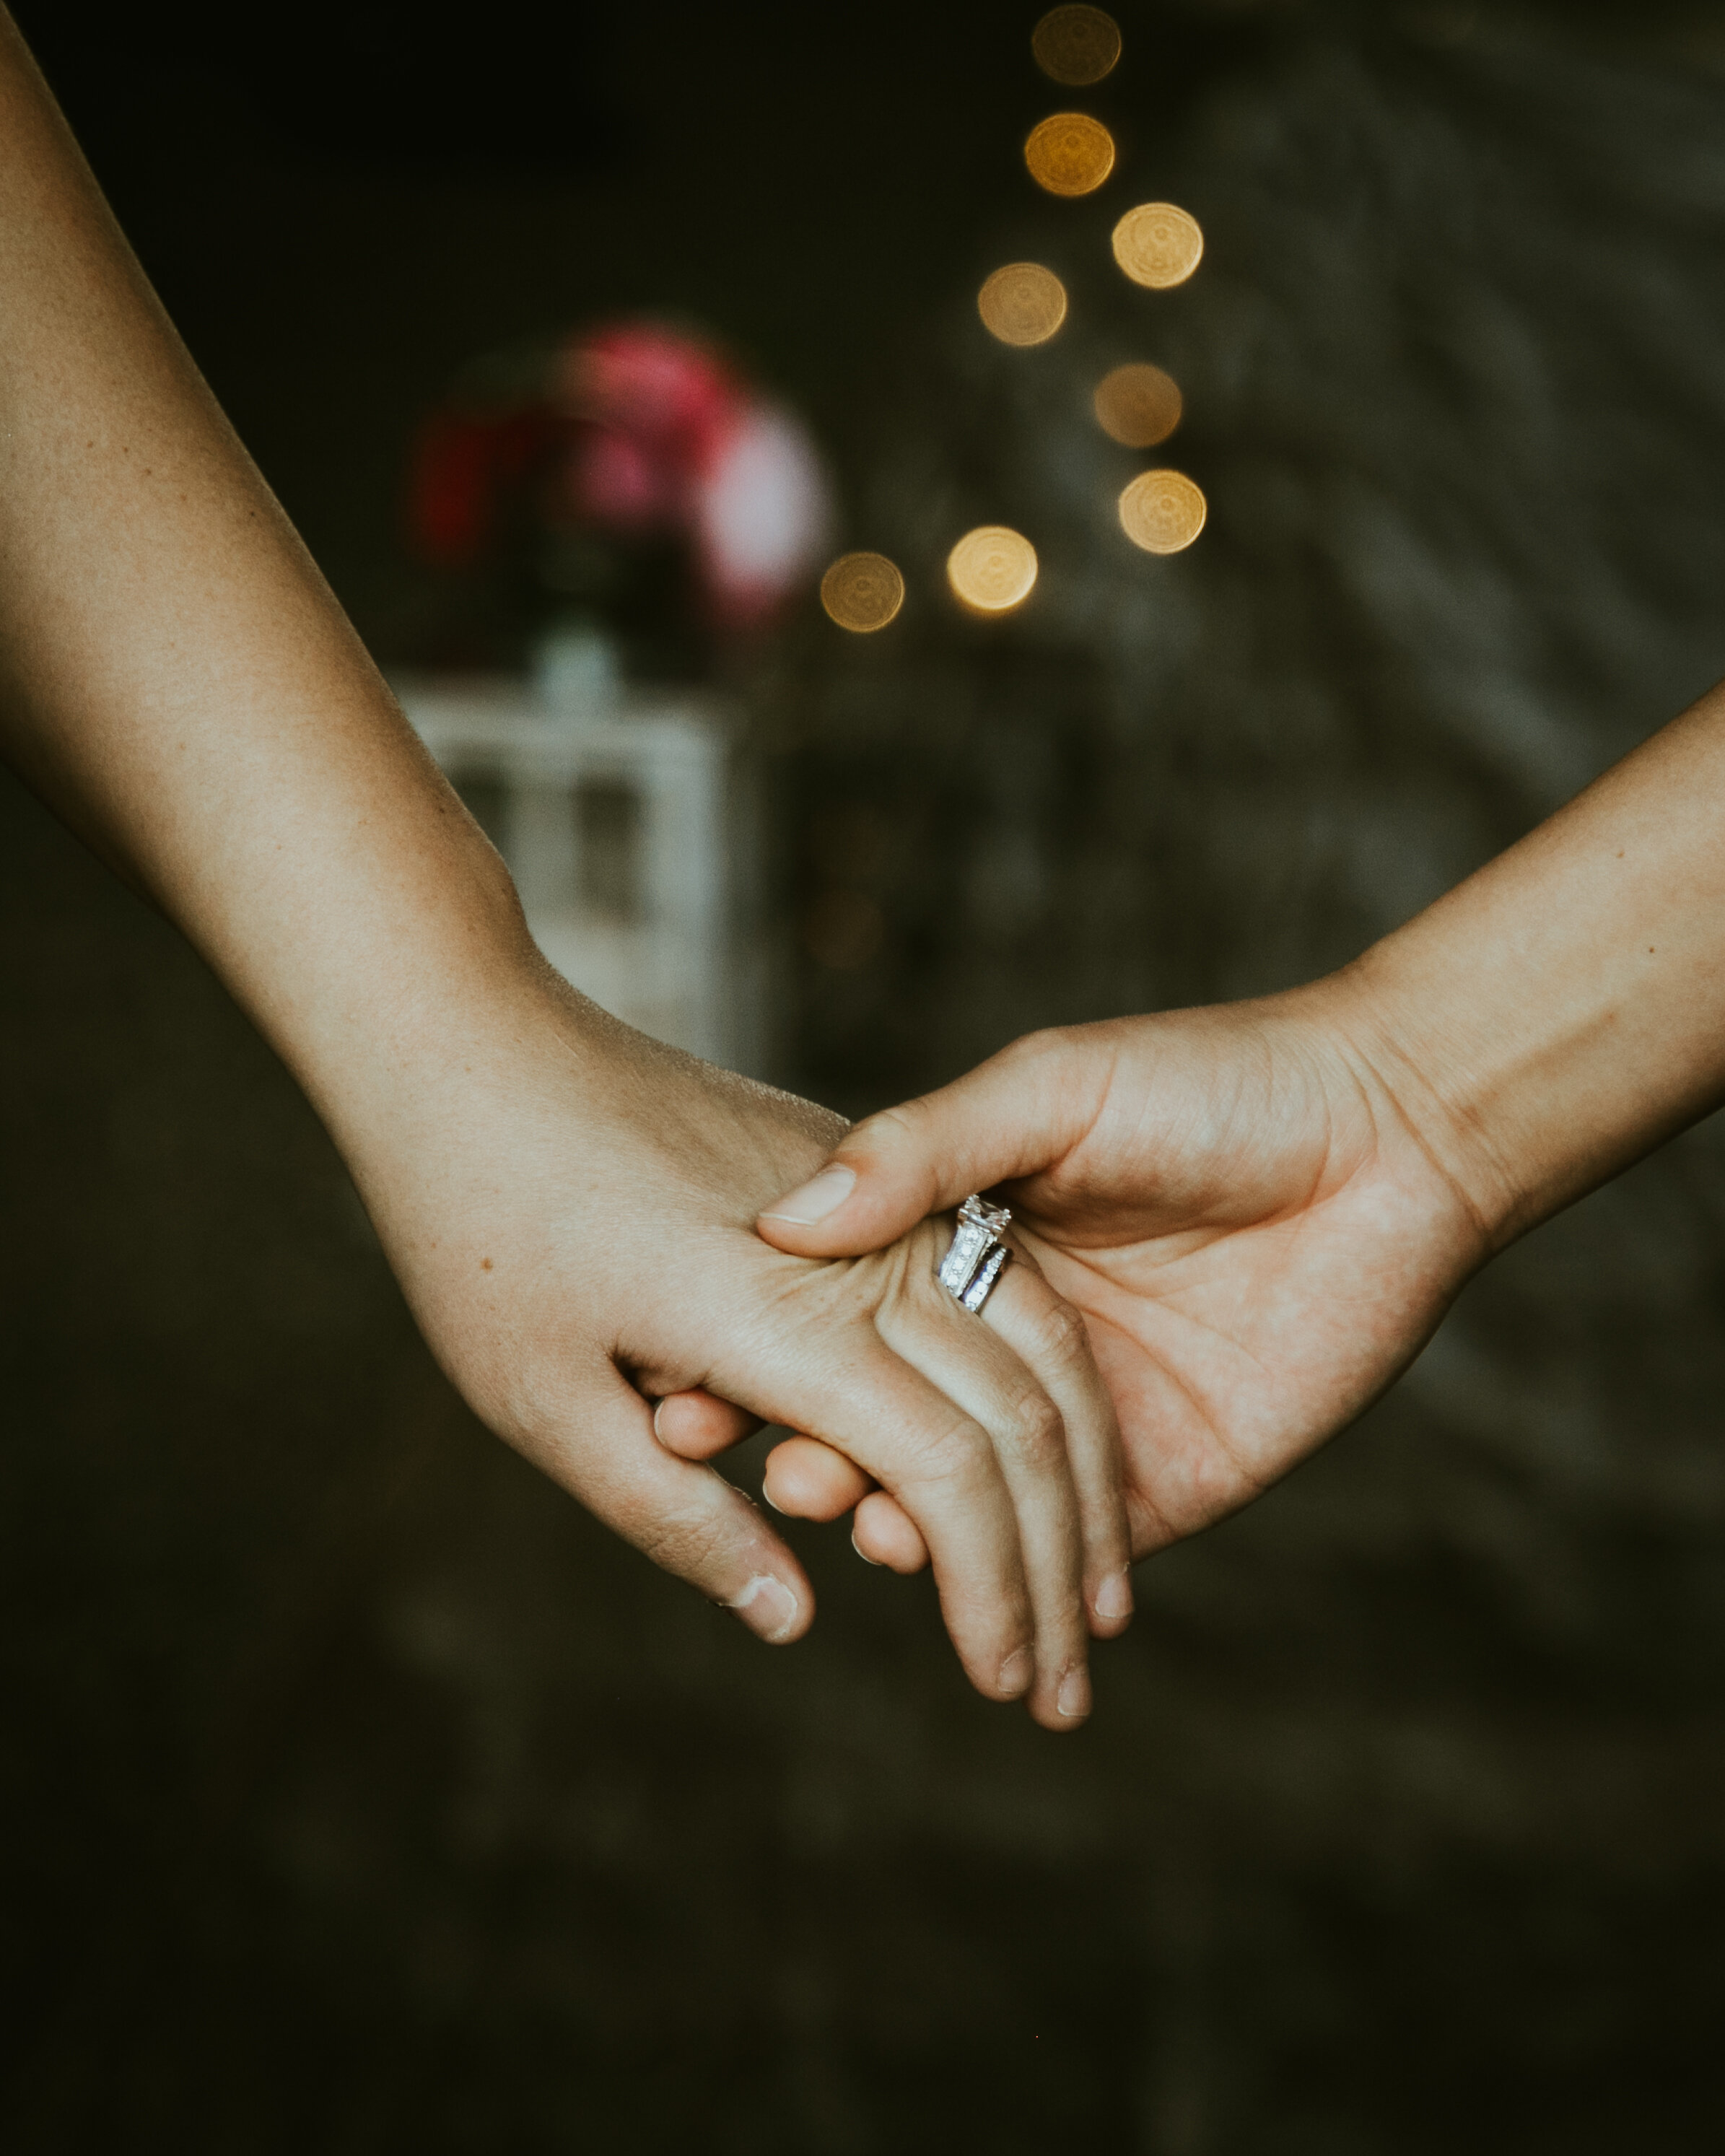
[820,551,905,632]
[977,262,1068,346]
[1093,362,1183,448]
[1112,202,1205,288]
[1031,5,1122,85]
[947,525,1039,613]
[1024,113,1116,198]
[1119,470,1208,554]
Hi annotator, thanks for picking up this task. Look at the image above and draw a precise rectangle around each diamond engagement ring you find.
[937,1194,1013,1313]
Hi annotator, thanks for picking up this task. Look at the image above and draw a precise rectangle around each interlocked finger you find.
[715,1315,1041,1707]
[972,1250,1134,1637]
[873,1228,1092,1729]
[759,1249,1131,1639]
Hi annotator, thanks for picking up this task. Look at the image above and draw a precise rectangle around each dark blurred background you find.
[8,0,1725,2146]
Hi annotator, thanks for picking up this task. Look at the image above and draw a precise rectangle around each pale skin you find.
[0,13,1137,1729]
[658,684,1725,1566]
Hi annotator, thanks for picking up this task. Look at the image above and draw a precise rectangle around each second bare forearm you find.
[1344,682,1725,1244]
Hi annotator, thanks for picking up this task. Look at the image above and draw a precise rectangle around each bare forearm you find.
[1345,682,1725,1245]
[0,13,543,1139]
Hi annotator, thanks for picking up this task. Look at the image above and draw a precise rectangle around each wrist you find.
[261,816,570,1164]
[1278,953,1516,1260]
[1305,695,1725,1254]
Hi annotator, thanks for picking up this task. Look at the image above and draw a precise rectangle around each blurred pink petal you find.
[572,428,678,527]
[696,403,832,622]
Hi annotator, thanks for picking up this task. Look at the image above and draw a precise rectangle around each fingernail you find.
[759,1164,856,1226]
[651,1400,667,1440]
[763,1480,786,1515]
[997,1646,1034,1698]
[851,1529,882,1566]
[728,1573,800,1644]
[1057,1664,1092,1720]
[1093,1568,1134,1625]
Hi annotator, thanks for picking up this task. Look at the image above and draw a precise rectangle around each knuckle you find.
[999,1387,1065,1471]
[995,1024,1079,1081]
[910,1412,992,1488]
[631,1496,733,1582]
[844,1101,926,1166]
[852,1102,919,1144]
[1024,1294,1090,1369]
[999,1024,1066,1067]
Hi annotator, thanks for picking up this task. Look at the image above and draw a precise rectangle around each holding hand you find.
[751,985,1485,1563]
[358,979,1132,1728]
[0,17,1129,1732]
[749,681,1725,1566]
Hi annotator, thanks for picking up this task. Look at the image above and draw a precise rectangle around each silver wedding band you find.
[938,1194,1013,1313]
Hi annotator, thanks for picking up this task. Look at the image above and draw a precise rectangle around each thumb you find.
[756,1029,1098,1257]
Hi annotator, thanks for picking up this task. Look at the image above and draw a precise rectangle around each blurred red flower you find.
[409,321,829,630]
